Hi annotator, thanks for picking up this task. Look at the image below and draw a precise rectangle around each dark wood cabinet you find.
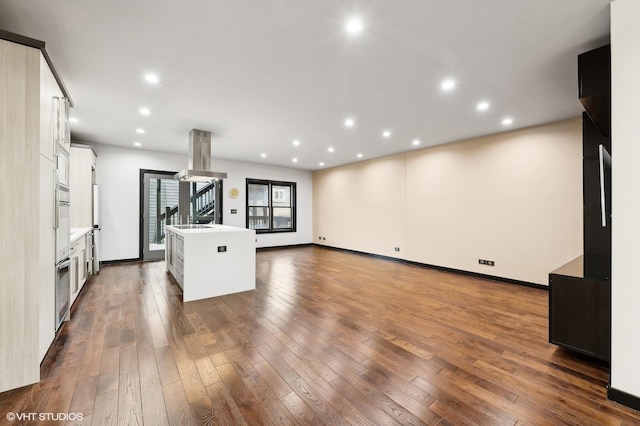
[578,45,610,135]
[549,256,610,361]
[582,112,611,281]
[549,45,612,362]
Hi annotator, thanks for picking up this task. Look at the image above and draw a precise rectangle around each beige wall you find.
[313,118,583,286]
[314,153,406,258]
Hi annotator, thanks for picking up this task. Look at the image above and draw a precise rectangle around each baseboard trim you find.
[100,258,142,266]
[608,386,640,411]
[257,243,313,252]
[313,244,548,290]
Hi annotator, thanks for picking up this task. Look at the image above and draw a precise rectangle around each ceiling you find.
[0,0,611,171]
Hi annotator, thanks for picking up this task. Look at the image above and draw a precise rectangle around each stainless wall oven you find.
[55,186,70,262]
[55,258,70,330]
[55,183,70,330]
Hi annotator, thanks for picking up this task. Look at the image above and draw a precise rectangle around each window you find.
[246,179,296,233]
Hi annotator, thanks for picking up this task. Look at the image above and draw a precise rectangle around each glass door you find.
[141,170,179,260]
[186,181,222,224]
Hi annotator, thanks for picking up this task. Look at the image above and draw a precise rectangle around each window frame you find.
[246,178,297,234]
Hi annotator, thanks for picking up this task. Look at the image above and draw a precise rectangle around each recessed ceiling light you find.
[412,139,420,146]
[136,128,145,134]
[346,17,363,34]
[319,162,325,167]
[477,101,490,111]
[260,153,267,158]
[69,117,79,123]
[144,73,159,84]
[292,158,298,163]
[357,153,363,158]
[328,147,335,153]
[292,139,300,146]
[344,118,355,128]
[502,117,513,126]
[133,142,142,147]
[382,130,391,138]
[441,79,456,91]
[139,107,150,116]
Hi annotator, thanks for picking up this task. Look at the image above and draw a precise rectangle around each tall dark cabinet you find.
[549,45,611,362]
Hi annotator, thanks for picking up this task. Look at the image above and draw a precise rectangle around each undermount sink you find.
[170,224,215,229]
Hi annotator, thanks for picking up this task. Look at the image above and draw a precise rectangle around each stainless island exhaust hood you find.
[174,129,228,182]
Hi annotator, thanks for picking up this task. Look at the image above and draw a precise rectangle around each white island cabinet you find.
[165,225,256,302]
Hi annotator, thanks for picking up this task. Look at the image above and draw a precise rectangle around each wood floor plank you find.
[154,345,181,386]
[327,358,428,426]
[280,390,322,425]
[43,366,80,417]
[175,360,207,403]
[91,389,119,426]
[161,380,198,426]
[1,247,639,425]
[240,366,299,425]
[68,376,99,418]
[139,374,168,426]
[253,360,293,399]
[329,376,405,426]
[77,329,105,380]
[117,373,142,421]
[216,362,268,424]
[204,381,245,425]
[193,356,222,387]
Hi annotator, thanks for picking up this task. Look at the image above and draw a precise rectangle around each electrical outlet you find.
[319,236,322,240]
[479,259,486,265]
[322,237,326,240]
[394,247,400,252]
[486,260,495,266]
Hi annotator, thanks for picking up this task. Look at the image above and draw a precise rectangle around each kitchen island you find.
[165,224,256,302]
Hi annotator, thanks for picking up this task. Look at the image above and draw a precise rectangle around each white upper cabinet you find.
[70,146,96,228]
[54,96,71,154]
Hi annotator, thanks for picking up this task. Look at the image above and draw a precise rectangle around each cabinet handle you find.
[54,169,59,229]
[63,98,70,144]
[74,258,79,292]
[52,97,59,146]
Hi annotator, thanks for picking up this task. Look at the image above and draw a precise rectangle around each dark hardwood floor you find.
[1,246,638,425]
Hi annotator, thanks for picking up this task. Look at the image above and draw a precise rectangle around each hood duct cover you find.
[174,129,227,182]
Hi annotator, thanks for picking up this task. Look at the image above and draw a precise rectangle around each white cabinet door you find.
[39,55,63,162]
[39,155,56,362]
[79,247,87,289]
[53,96,71,154]
[86,232,94,275]
[70,254,78,307]
[38,53,61,363]
[69,147,96,228]
[167,231,176,273]
[69,235,87,307]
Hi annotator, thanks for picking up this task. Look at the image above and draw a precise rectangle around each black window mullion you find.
[246,178,296,234]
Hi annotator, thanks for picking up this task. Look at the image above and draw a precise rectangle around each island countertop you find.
[165,224,250,236]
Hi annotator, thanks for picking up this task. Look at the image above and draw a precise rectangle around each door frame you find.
[139,169,177,261]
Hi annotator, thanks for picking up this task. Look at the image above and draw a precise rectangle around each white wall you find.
[611,0,640,400]
[314,118,583,286]
[89,143,312,261]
